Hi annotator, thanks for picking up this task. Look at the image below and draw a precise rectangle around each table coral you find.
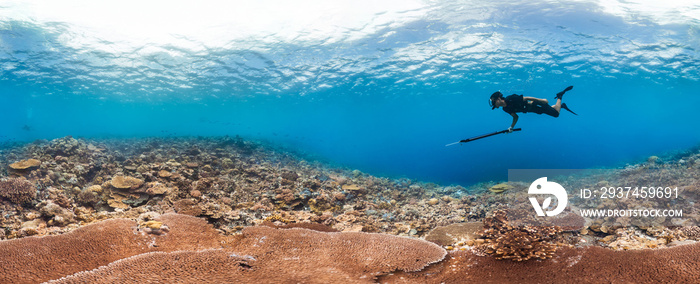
[8,158,41,171]
[233,226,447,274]
[488,182,513,193]
[42,220,447,283]
[0,213,221,284]
[381,243,700,283]
[109,175,144,190]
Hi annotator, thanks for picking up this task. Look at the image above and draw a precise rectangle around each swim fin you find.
[555,85,573,100]
[561,103,577,115]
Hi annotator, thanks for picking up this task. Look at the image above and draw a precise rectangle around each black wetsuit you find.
[502,94,559,117]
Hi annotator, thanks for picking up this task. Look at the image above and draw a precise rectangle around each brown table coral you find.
[109,176,144,190]
[381,243,700,283]
[9,159,41,171]
[0,213,221,284]
[0,214,446,283]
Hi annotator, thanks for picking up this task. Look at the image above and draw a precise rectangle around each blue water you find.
[1,0,699,186]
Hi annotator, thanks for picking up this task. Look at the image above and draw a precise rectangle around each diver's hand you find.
[507,127,514,133]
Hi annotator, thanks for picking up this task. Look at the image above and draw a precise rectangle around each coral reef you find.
[0,177,36,204]
[0,136,698,282]
[2,212,698,283]
[0,136,476,240]
[480,210,562,261]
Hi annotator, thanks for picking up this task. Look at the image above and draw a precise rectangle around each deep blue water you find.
[1,0,699,186]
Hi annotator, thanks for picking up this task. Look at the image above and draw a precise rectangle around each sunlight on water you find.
[2,0,427,49]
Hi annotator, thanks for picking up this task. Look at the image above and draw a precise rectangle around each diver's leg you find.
[553,86,577,115]
[551,85,572,114]
[552,98,562,113]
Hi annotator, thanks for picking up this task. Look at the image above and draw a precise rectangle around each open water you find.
[1,0,699,186]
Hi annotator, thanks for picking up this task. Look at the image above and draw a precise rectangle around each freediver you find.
[489,86,576,132]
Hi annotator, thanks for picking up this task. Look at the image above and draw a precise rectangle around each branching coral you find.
[480,210,561,261]
[680,226,700,240]
[0,177,36,204]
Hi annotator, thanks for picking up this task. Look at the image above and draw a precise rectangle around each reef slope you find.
[0,136,698,283]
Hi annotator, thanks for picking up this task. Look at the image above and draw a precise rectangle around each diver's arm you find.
[509,113,518,130]
[523,96,549,104]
